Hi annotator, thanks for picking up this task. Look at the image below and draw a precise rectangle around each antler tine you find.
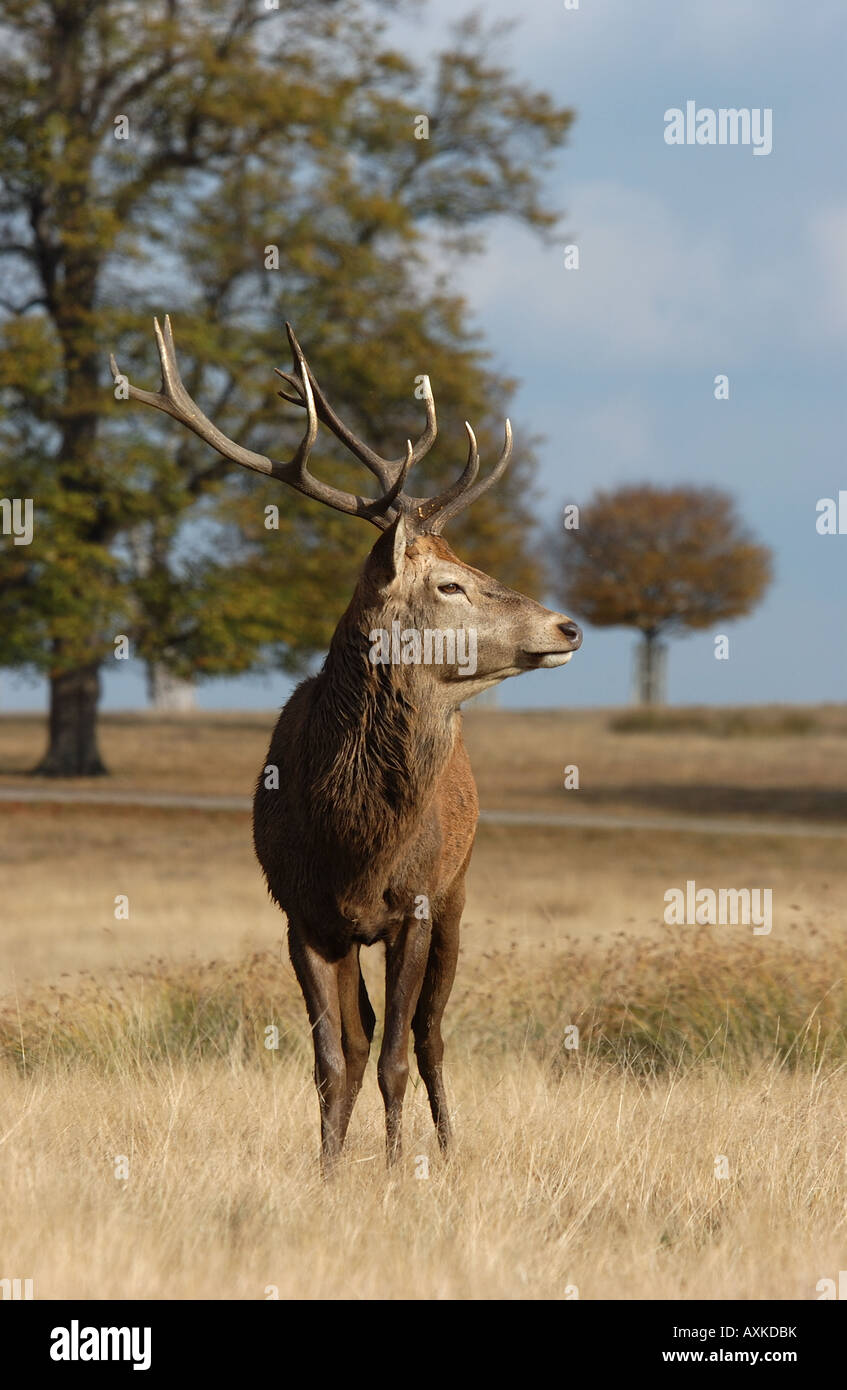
[425,418,513,536]
[111,316,288,479]
[278,325,438,493]
[415,420,480,525]
[285,372,410,522]
[110,317,404,528]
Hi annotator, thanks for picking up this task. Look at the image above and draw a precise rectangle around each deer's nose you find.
[558,619,582,650]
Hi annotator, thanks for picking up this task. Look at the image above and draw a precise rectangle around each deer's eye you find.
[438,582,465,596]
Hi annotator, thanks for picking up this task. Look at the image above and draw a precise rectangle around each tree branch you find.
[0,294,47,314]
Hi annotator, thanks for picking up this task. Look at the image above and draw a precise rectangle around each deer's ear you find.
[390,512,409,576]
[370,513,408,590]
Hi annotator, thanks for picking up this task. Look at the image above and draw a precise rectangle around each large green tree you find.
[0,0,573,773]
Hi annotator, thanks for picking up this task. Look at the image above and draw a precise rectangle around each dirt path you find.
[1,786,845,839]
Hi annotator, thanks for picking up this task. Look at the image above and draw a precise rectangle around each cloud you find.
[677,0,845,55]
[563,392,655,473]
[808,206,847,334]
[416,0,844,72]
[457,182,847,371]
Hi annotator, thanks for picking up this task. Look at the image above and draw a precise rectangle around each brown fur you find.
[254,525,581,1167]
[113,318,581,1168]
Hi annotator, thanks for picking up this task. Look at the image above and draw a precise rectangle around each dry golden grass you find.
[1,933,845,1300]
[4,933,847,1077]
[1,710,845,1299]
[0,982,844,1298]
[2,804,844,992]
[2,704,846,822]
[0,1059,843,1300]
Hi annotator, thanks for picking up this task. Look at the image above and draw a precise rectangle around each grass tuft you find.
[4,934,844,1080]
[0,953,306,1075]
[608,708,822,737]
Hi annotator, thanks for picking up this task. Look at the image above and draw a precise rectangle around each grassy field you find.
[2,703,847,819]
[0,707,845,1299]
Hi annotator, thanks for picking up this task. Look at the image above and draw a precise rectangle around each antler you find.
[110,317,411,527]
[274,323,437,502]
[418,417,512,536]
[277,324,512,533]
[110,317,512,534]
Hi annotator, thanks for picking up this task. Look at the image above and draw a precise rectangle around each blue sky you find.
[429,0,847,709]
[5,0,845,711]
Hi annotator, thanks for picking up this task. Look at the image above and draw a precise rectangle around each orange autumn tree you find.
[556,485,773,704]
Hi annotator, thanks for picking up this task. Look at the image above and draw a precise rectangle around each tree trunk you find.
[33,663,107,776]
[147,664,198,712]
[636,630,667,707]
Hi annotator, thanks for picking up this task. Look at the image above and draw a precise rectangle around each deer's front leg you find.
[379,915,432,1166]
[337,945,375,1146]
[413,874,464,1153]
[288,925,345,1173]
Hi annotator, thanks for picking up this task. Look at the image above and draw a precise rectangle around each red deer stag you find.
[111,318,582,1169]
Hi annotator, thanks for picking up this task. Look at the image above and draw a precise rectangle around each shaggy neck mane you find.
[304,587,455,863]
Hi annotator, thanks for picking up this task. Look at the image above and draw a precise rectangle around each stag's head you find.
[353,517,581,704]
[111,318,582,703]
